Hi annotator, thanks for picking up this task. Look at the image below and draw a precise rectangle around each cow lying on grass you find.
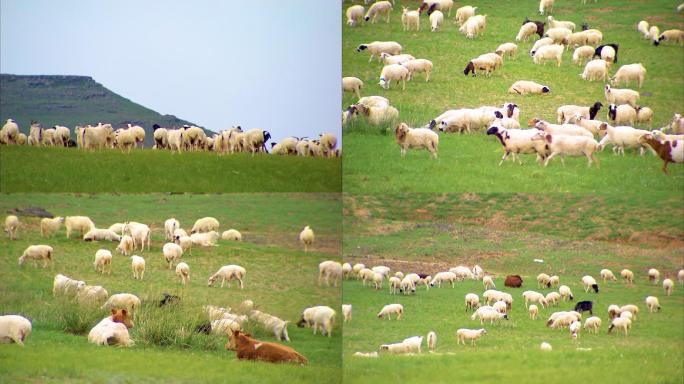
[226,330,307,365]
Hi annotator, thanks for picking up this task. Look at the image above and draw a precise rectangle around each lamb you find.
[164,218,180,241]
[606,104,637,126]
[460,15,487,39]
[0,315,32,346]
[401,59,433,82]
[4,215,19,240]
[343,304,352,322]
[600,269,617,282]
[299,225,314,251]
[377,304,404,320]
[523,291,549,308]
[18,245,53,267]
[319,260,343,287]
[610,63,646,88]
[546,292,561,306]
[93,249,113,275]
[486,126,549,165]
[557,102,603,123]
[508,81,550,95]
[343,77,363,99]
[455,6,477,26]
[456,328,486,346]
[401,7,420,31]
[389,276,401,294]
[538,0,554,15]
[645,296,661,313]
[598,123,650,156]
[580,276,600,293]
[53,274,86,297]
[581,59,609,82]
[88,309,134,347]
[346,5,364,27]
[429,10,444,32]
[532,132,600,167]
[395,123,439,159]
[663,279,674,296]
[83,228,121,242]
[465,293,481,311]
[530,37,554,56]
[654,29,684,46]
[378,64,410,90]
[635,106,653,127]
[463,56,498,77]
[364,1,393,24]
[517,22,539,41]
[637,20,650,39]
[483,275,495,290]
[621,269,634,284]
[65,216,95,238]
[163,242,183,269]
[175,262,190,285]
[604,85,639,107]
[529,304,539,319]
[608,317,632,335]
[191,217,219,234]
[297,306,336,337]
[638,134,684,174]
[427,331,436,351]
[190,231,219,247]
[116,235,134,256]
[559,285,574,301]
[208,265,246,289]
[544,28,572,45]
[102,293,141,315]
[130,255,146,280]
[356,41,402,63]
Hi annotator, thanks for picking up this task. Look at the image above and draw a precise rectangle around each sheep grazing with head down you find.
[356,41,402,63]
[611,63,647,88]
[364,1,393,24]
[0,315,32,346]
[459,15,487,39]
[429,10,444,32]
[4,215,19,240]
[379,64,410,90]
[208,265,246,289]
[539,0,554,15]
[346,5,364,27]
[455,6,477,26]
[654,29,684,46]
[395,123,439,159]
[581,276,600,293]
[19,245,53,268]
[517,22,539,42]
[581,59,610,82]
[464,56,498,77]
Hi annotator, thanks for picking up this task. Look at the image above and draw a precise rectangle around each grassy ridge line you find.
[341,0,684,193]
[0,146,341,192]
[0,194,342,383]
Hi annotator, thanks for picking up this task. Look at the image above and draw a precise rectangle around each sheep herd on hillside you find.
[1,213,336,364]
[343,260,683,355]
[342,0,684,173]
[0,120,340,158]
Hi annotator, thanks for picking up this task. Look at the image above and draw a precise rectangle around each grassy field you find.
[0,146,341,192]
[342,0,684,193]
[342,194,683,384]
[0,193,342,383]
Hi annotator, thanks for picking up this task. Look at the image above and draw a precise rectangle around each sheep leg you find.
[498,151,511,166]
[238,278,244,289]
[401,77,405,91]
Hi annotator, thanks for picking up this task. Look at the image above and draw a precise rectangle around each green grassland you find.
[0,193,342,383]
[342,193,683,384]
[0,146,341,193]
[342,0,684,193]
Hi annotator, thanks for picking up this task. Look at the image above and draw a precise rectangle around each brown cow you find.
[228,330,308,365]
[505,275,524,288]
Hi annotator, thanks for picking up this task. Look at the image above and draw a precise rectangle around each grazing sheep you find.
[530,37,554,56]
[546,292,561,306]
[401,7,420,31]
[88,309,134,347]
[4,215,19,240]
[19,245,53,268]
[635,106,653,127]
[645,296,661,313]
[364,1,393,24]
[430,10,444,32]
[508,81,550,95]
[584,316,602,334]
[191,217,219,234]
[116,235,134,256]
[544,28,572,45]
[356,41,402,63]
[39,216,64,238]
[420,0,454,17]
[53,274,86,297]
[463,56,498,77]
[176,262,190,285]
[125,223,151,251]
[190,231,219,247]
[455,6,477,26]
[248,309,291,341]
[601,269,617,282]
[473,308,508,324]
[581,276,600,293]
[459,15,487,39]
[493,300,508,314]
[389,276,401,294]
[611,63,647,88]
[377,304,404,320]
[549,275,560,287]
[297,306,336,337]
[346,5,364,27]
[539,0,554,15]
[343,304,352,322]
[350,102,399,126]
[93,249,113,275]
[649,25,661,42]
[164,218,180,241]
[401,59,433,82]
[343,77,364,99]
[621,269,634,284]
[83,228,121,242]
[648,268,661,283]
[537,273,551,288]
[604,85,639,108]
[531,119,593,137]
[517,22,539,42]
[532,132,600,167]
[608,304,622,319]
[379,53,415,65]
[208,265,246,289]
[559,285,574,301]
[102,293,141,316]
[319,261,343,287]
[529,304,539,319]
[608,317,632,336]
[637,20,650,39]
[130,256,145,280]
[395,123,439,159]
[581,59,610,82]
[221,229,242,241]
[465,293,481,311]
[379,64,410,90]
[77,284,109,306]
[547,312,579,329]
[654,29,684,46]
[65,216,95,239]
[299,225,314,251]
[572,46,595,66]
[523,291,549,308]
[163,243,183,269]
[0,315,32,346]
[663,279,674,296]
[430,271,457,288]
[456,328,487,346]
[547,16,575,31]
[483,275,495,290]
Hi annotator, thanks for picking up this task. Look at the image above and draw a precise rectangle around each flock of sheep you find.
[342,0,684,173]
[342,261,683,355]
[0,120,340,157]
[1,213,337,363]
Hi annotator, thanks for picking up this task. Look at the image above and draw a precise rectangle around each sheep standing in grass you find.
[483,275,495,290]
[496,43,518,60]
[635,106,653,127]
[364,1,393,24]
[379,64,410,90]
[460,15,487,39]
[0,315,32,346]
[584,316,602,334]
[299,226,314,251]
[473,308,508,324]
[581,59,609,82]
[0,119,19,144]
[346,5,364,27]
[19,245,53,267]
[529,304,539,320]
[377,304,403,320]
[637,21,650,39]
[343,304,352,322]
[654,29,684,46]
[4,215,19,240]
[572,46,595,66]
[532,132,600,167]
[191,217,219,234]
[343,77,363,99]
[248,310,290,341]
[663,279,674,296]
[465,293,480,311]
[164,218,180,241]
[116,235,134,256]
[645,296,661,313]
[389,276,401,294]
[395,123,439,159]
[621,269,634,284]
[163,243,183,269]
[611,63,646,88]
[463,56,498,77]
[93,250,113,275]
[356,41,402,63]
[546,292,561,306]
[530,37,554,56]
[648,268,661,283]
[604,85,639,108]
[581,276,600,293]
[608,317,632,335]
[65,216,95,239]
[401,7,420,31]
[517,22,539,42]
[559,285,574,301]
[130,256,145,280]
[40,216,64,238]
[319,261,343,287]
[557,102,603,123]
[600,269,617,282]
[176,262,190,285]
[297,306,336,337]
[455,6,476,26]
[427,331,436,351]
[208,265,246,289]
[456,328,486,346]
[544,28,572,44]
[53,274,86,297]
[126,224,151,251]
[430,10,444,32]
[401,59,433,82]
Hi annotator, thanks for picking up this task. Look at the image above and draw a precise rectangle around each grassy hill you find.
[0,74,209,145]
[341,0,684,193]
[0,193,342,383]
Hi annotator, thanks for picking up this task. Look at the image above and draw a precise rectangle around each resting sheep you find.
[53,274,86,297]
[83,228,121,242]
[88,309,134,347]
[508,81,550,95]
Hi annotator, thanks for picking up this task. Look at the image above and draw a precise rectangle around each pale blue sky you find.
[0,0,341,143]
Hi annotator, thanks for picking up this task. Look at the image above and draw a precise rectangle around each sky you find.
[0,0,341,144]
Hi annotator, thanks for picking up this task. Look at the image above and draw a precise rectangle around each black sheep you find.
[574,300,593,315]
[589,101,604,120]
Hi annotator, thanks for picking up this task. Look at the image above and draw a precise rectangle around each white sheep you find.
[124,223,150,251]
[637,20,650,39]
[529,304,539,320]
[364,1,393,24]
[130,256,145,280]
[537,273,551,288]
[101,293,141,315]
[389,276,401,294]
[377,304,404,320]
[319,260,343,287]
[379,64,410,90]
[427,331,436,351]
[524,291,549,308]
[53,274,86,297]
[175,262,190,285]
[635,106,653,127]
[508,81,550,95]
[191,217,219,234]
[465,293,480,311]
[342,263,352,279]
[608,317,632,335]
[649,25,661,42]
[320,134,338,157]
[19,245,53,267]
[611,63,647,88]
[349,102,399,126]
[456,328,487,346]
[299,225,315,251]
[221,229,242,241]
[356,41,402,63]
[600,269,617,282]
[463,56,498,77]
[534,119,593,138]
[517,22,538,42]
[0,315,32,346]
[163,242,183,269]
[343,304,352,322]
[483,275,495,290]
[493,300,508,314]
[584,316,602,334]
[604,85,639,108]
[64,216,95,238]
[581,275,599,293]
[645,296,661,313]
[620,304,639,320]
[343,77,364,99]
[431,271,457,288]
[346,5,364,27]
[88,310,134,347]
[549,275,560,287]
[77,284,109,306]
[401,7,420,31]
[540,342,552,351]
[572,45,595,66]
[379,342,411,354]
[486,126,548,165]
[190,231,219,247]
[116,235,134,256]
[530,37,554,56]
[654,29,684,46]
[559,285,574,301]
[569,320,582,338]
[395,123,439,159]
[164,218,180,241]
[663,279,674,296]
[483,290,513,307]
[621,269,634,284]
[539,0,554,15]
[298,306,336,337]
[248,309,290,341]
[455,6,477,26]
[544,27,572,44]
[82,123,114,150]
[547,16,575,31]
[208,265,246,289]
[93,249,113,275]
[472,308,508,324]
[598,123,650,156]
[83,228,121,242]
[532,132,600,167]
[581,59,609,82]
[460,15,487,39]
[430,10,444,32]
[402,336,423,353]
[401,59,433,82]
[648,268,661,283]
[379,52,415,65]
[546,292,561,306]
[4,215,19,240]
[0,119,20,144]
[40,216,64,238]
[495,43,518,60]
[557,103,603,124]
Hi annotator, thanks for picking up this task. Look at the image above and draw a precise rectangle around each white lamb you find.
[530,37,554,56]
[559,285,574,301]
[248,309,290,341]
[377,304,404,320]
[648,268,661,283]
[0,315,32,346]
[495,43,518,60]
[402,336,423,353]
[546,292,561,306]
[483,275,495,289]
[395,123,439,159]
[164,218,180,241]
[486,126,548,165]
[604,85,639,107]
[529,304,539,320]
[465,293,481,311]
[299,225,315,251]
[389,276,401,294]
[93,249,113,275]
[637,20,650,39]
[176,262,190,285]
[545,27,572,44]
[163,242,183,269]
[77,284,109,306]
[343,304,352,322]
[379,52,415,65]
[208,265,246,289]
[130,255,145,280]
[472,308,508,324]
[523,291,549,308]
[401,7,420,31]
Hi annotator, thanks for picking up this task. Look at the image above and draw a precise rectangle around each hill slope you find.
[0,74,210,145]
